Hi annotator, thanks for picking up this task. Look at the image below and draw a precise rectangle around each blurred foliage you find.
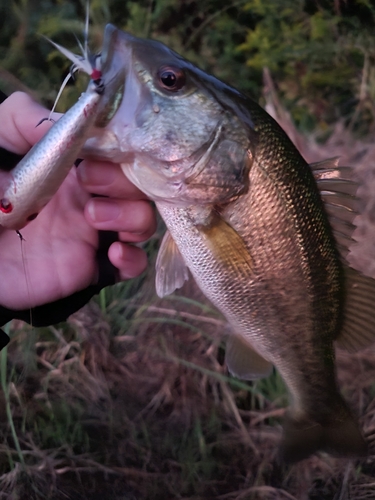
[240,0,375,134]
[1,0,375,134]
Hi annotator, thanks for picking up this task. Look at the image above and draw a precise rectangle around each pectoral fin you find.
[199,215,253,274]
[155,230,189,298]
[226,334,273,380]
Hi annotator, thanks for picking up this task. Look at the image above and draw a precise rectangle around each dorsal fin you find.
[311,159,375,351]
[310,158,359,264]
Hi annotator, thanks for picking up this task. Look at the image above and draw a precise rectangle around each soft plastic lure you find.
[0,79,103,230]
[0,6,103,231]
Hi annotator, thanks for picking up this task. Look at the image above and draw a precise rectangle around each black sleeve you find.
[0,90,118,349]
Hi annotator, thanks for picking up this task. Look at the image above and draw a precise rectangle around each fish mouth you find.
[91,25,130,128]
[84,25,231,203]
[82,25,143,159]
[85,25,223,170]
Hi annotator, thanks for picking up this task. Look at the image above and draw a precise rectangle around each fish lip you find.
[101,24,138,85]
[87,26,134,133]
[101,24,126,75]
[81,35,133,159]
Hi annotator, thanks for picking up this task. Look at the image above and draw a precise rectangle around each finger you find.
[117,230,154,243]
[0,92,60,153]
[85,198,156,237]
[77,159,147,199]
[108,242,148,279]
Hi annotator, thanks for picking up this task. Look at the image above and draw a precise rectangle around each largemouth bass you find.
[83,25,375,462]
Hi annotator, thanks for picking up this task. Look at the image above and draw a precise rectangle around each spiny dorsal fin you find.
[335,266,375,352]
[310,157,340,175]
[155,230,189,298]
[226,334,273,380]
[310,158,359,264]
[311,159,375,352]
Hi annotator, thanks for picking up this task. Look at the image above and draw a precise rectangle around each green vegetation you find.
[1,0,375,133]
[1,0,375,498]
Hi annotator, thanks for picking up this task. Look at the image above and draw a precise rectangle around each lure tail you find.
[44,37,101,81]
[43,2,103,116]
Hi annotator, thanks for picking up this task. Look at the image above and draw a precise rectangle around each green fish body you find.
[83,25,375,461]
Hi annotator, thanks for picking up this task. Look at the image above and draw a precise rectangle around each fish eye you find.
[157,66,186,92]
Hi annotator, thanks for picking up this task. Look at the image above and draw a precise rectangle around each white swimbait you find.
[0,80,104,230]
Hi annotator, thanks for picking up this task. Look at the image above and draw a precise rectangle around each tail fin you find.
[280,408,367,463]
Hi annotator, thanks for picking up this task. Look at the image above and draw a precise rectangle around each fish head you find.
[84,24,255,205]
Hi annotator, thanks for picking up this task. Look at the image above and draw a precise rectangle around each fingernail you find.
[87,199,121,222]
[78,162,116,186]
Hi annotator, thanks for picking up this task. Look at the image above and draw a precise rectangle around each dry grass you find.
[0,280,375,499]
[1,79,375,498]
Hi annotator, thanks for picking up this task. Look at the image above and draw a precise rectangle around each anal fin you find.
[226,334,273,380]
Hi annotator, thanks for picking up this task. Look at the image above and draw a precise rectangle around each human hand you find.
[0,92,156,311]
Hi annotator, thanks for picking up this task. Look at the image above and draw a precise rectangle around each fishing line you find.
[48,70,77,121]
[16,230,34,330]
[14,230,40,380]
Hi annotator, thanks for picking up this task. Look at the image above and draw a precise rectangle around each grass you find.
[0,279,274,499]
[0,273,374,499]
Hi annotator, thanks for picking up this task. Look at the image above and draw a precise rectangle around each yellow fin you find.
[155,230,189,298]
[226,334,273,380]
[199,216,253,274]
[335,266,375,352]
